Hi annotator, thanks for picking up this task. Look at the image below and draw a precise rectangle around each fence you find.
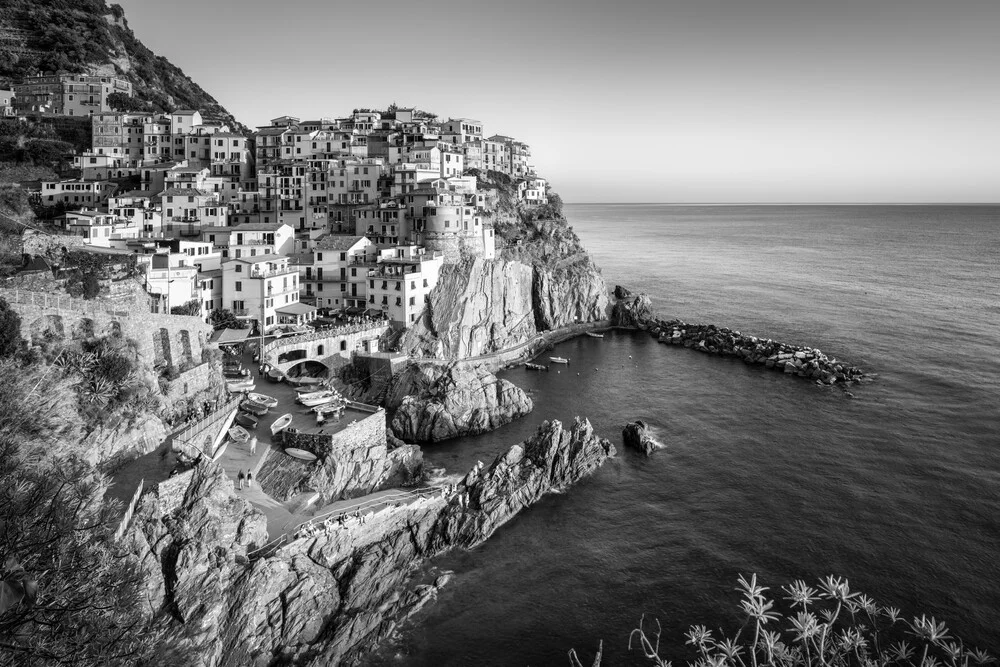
[114,479,145,541]
[246,486,442,561]
[173,396,241,455]
[0,288,133,318]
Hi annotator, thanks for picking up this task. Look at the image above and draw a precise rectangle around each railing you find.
[173,396,241,453]
[263,321,388,359]
[250,267,296,279]
[114,479,145,541]
[247,486,443,561]
[0,288,133,318]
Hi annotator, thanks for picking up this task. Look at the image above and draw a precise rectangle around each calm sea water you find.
[363,205,1000,666]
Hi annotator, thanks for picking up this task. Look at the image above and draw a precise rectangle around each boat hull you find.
[270,413,293,436]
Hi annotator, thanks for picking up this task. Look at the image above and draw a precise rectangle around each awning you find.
[275,302,317,316]
[208,328,253,345]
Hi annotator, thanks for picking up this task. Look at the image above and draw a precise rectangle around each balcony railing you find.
[250,267,295,279]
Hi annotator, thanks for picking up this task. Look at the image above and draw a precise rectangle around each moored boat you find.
[297,391,339,407]
[525,362,549,371]
[270,413,293,435]
[235,412,258,429]
[240,399,269,416]
[288,375,323,387]
[585,332,605,338]
[247,392,279,408]
[550,356,570,364]
[226,379,256,393]
[265,368,284,383]
[284,447,317,462]
[228,425,251,444]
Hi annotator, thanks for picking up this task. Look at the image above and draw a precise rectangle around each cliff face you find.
[403,258,536,359]
[388,362,532,442]
[131,418,613,666]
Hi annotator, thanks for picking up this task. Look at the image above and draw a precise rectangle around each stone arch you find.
[153,328,172,367]
[104,320,123,339]
[71,317,96,340]
[177,330,194,366]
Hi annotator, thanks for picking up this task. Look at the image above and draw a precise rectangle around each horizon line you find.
[565,202,1000,206]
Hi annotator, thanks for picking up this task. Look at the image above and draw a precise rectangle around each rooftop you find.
[316,234,368,250]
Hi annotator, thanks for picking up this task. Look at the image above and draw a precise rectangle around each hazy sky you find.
[117,0,999,203]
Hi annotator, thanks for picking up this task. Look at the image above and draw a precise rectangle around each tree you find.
[105,92,146,113]
[0,359,183,665]
[0,298,21,358]
[170,299,200,317]
[209,308,247,330]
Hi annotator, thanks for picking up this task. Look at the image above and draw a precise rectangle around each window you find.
[409,296,415,306]
[235,264,242,273]
[235,281,242,291]
[317,252,323,261]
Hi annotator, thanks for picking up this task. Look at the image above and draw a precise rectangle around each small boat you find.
[227,380,256,393]
[270,413,293,435]
[226,376,255,389]
[223,367,249,378]
[297,391,339,407]
[585,332,605,339]
[240,399,269,416]
[295,387,332,400]
[284,447,317,462]
[550,356,570,364]
[265,368,284,383]
[235,412,258,429]
[247,392,279,408]
[290,376,324,388]
[525,362,549,371]
[228,425,251,444]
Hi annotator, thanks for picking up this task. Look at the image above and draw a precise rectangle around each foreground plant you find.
[570,574,995,667]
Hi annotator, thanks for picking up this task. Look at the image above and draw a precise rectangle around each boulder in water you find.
[622,420,658,456]
[613,285,633,300]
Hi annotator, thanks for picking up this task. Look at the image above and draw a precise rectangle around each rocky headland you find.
[612,288,867,385]
[129,417,614,666]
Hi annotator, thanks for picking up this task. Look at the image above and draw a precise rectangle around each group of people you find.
[237,469,254,490]
[295,509,369,540]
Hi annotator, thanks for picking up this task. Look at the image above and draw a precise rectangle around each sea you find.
[361,205,1000,666]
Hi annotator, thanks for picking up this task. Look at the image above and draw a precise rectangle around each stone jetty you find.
[612,289,866,385]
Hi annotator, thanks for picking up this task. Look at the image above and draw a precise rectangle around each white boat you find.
[248,392,279,408]
[227,379,256,392]
[270,413,293,435]
[228,425,250,444]
[298,391,339,407]
[284,447,317,462]
[585,332,605,338]
[550,356,570,364]
[295,387,329,399]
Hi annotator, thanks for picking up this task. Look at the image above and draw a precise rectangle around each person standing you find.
[249,435,257,455]
[246,470,253,489]
[237,470,245,490]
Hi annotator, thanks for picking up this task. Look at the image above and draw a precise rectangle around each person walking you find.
[237,470,245,490]
[249,435,257,455]
[246,470,253,489]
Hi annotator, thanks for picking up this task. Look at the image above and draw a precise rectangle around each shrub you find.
[584,574,996,667]
[0,296,21,357]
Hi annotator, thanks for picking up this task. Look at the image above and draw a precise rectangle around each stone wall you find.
[154,469,196,515]
[283,409,387,461]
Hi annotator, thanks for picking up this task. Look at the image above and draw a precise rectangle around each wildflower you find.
[890,641,915,662]
[883,607,902,624]
[714,637,744,665]
[910,615,951,644]
[838,628,869,652]
[819,575,860,603]
[740,594,780,625]
[685,625,714,652]
[967,648,995,665]
[782,579,819,610]
[737,573,769,601]
[789,611,821,642]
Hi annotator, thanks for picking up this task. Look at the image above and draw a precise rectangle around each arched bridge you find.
[263,322,389,376]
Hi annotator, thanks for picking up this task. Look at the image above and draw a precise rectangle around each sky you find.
[116,0,999,203]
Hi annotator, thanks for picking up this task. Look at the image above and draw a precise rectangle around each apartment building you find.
[366,246,444,327]
[221,254,304,332]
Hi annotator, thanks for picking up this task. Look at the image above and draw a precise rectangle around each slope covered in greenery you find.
[0,0,244,130]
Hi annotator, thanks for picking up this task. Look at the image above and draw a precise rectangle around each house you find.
[298,235,376,311]
[0,88,14,117]
[39,179,117,208]
[13,74,132,116]
[365,246,444,328]
[221,254,304,333]
[144,253,199,312]
[59,209,139,247]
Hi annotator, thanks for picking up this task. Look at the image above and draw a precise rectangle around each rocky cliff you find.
[388,362,533,442]
[130,418,614,666]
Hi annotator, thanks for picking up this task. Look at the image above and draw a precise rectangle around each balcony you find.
[250,267,295,279]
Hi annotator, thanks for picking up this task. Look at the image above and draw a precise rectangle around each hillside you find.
[0,0,245,131]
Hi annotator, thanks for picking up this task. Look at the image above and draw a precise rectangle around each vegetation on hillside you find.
[0,0,244,131]
[570,575,994,667]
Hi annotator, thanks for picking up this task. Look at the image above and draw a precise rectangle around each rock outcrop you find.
[613,290,868,384]
[389,362,533,442]
[403,258,536,359]
[622,420,658,456]
[131,418,614,667]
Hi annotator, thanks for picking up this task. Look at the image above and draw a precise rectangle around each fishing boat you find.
[270,413,293,435]
[265,368,284,383]
[226,378,256,392]
[585,332,605,339]
[525,362,549,371]
[234,412,258,429]
[240,399,269,416]
[297,391,340,407]
[284,447,318,462]
[247,392,279,408]
[223,366,249,378]
[228,425,251,444]
[549,356,570,364]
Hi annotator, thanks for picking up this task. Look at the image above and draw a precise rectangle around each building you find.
[0,89,13,117]
[298,235,376,311]
[145,253,199,312]
[59,209,139,247]
[221,254,304,333]
[366,246,444,327]
[13,74,132,116]
[40,179,117,208]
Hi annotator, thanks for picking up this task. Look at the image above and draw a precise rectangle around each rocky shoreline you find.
[612,288,867,385]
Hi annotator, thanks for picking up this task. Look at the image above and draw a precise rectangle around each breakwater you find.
[612,290,866,385]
